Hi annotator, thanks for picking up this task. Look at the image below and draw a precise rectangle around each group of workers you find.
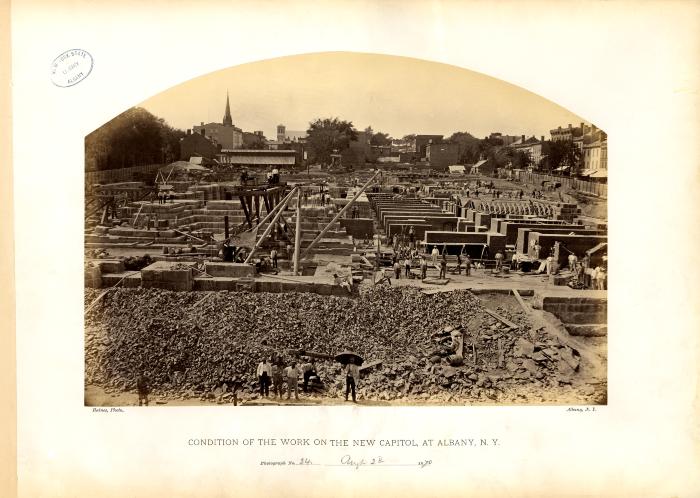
[567,251,607,290]
[256,355,360,402]
[156,190,175,204]
[376,242,477,285]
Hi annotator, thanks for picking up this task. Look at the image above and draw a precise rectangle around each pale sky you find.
[140,52,591,140]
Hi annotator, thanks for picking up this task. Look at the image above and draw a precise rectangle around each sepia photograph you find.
[83,52,608,407]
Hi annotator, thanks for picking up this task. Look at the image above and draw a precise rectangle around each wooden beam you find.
[484,308,519,329]
[293,188,302,274]
[239,195,252,228]
[244,187,297,264]
[512,289,531,315]
[301,170,380,259]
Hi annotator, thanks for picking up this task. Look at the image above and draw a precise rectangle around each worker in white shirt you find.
[345,357,360,403]
[284,362,301,400]
[594,266,606,290]
[256,357,272,397]
[568,252,578,271]
[494,250,504,271]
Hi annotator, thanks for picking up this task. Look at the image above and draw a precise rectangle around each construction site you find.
[84,165,608,406]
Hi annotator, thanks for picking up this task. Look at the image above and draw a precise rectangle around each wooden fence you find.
[518,171,607,198]
[85,163,164,185]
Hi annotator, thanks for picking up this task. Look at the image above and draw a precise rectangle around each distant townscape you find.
[85,92,607,182]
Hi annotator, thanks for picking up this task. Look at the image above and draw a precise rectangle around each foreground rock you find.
[85,287,601,403]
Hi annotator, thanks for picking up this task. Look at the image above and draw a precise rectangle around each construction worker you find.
[495,250,504,271]
[594,266,606,290]
[256,357,272,397]
[533,243,541,259]
[456,252,462,275]
[393,259,401,280]
[404,256,412,277]
[270,248,278,269]
[271,358,285,399]
[431,246,439,266]
[136,370,150,406]
[301,359,318,393]
[440,253,447,279]
[345,357,359,403]
[420,256,428,280]
[284,361,301,400]
[464,254,472,276]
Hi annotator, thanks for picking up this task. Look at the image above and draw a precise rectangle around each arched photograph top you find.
[84,52,608,408]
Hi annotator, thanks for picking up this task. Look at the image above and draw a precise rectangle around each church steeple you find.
[223,91,233,126]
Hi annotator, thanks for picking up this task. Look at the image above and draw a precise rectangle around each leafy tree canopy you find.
[306,117,358,165]
[85,107,184,171]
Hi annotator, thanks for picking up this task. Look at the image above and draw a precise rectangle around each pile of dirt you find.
[84,287,587,402]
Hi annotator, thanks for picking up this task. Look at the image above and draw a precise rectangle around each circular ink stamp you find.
[50,49,93,87]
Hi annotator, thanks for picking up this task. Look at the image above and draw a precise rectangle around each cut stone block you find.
[204,262,255,278]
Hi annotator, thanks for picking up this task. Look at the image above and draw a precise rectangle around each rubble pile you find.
[85,287,586,402]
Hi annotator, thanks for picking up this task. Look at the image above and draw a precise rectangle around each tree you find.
[306,118,358,165]
[540,140,581,173]
[370,132,392,146]
[85,107,184,171]
[447,131,480,163]
[507,149,533,170]
[242,132,267,150]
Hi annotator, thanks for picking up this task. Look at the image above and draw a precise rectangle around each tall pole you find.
[293,188,302,275]
[301,170,380,259]
[244,187,297,264]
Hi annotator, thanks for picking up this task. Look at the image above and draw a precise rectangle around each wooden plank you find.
[359,360,382,373]
[85,289,112,314]
[483,308,519,329]
[190,292,215,309]
[497,337,504,368]
[238,195,252,228]
[512,289,531,314]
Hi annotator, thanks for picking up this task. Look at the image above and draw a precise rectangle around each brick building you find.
[179,130,221,161]
[192,93,244,149]
[415,135,444,159]
[426,142,460,170]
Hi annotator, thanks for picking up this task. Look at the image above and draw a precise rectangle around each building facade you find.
[192,93,244,149]
[426,142,460,170]
[415,135,444,159]
[510,135,545,167]
[549,122,607,174]
[489,132,521,147]
[179,129,221,161]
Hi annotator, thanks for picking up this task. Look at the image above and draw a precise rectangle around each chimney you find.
[580,122,585,132]
[541,136,545,142]
[200,122,204,126]
[200,129,205,136]
[521,134,525,142]
[568,123,572,129]
[186,129,191,135]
